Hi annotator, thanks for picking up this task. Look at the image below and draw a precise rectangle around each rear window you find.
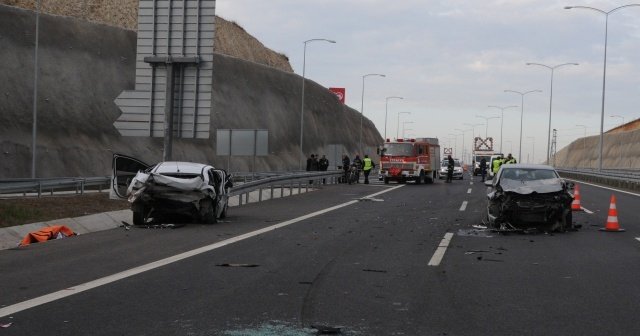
[501,168,558,181]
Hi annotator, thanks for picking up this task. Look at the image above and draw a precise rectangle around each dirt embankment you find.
[0,0,293,72]
[553,128,640,169]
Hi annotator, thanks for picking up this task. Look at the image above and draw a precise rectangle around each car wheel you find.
[200,199,217,224]
[132,203,146,225]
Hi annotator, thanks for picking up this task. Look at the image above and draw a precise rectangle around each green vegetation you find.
[0,204,44,228]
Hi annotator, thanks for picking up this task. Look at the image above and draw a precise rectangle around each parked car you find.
[438,158,463,180]
[110,154,232,225]
[484,164,574,232]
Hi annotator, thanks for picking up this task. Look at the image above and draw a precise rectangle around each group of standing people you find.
[341,153,376,184]
[491,153,517,178]
[306,154,329,172]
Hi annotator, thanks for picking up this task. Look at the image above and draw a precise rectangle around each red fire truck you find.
[378,137,441,184]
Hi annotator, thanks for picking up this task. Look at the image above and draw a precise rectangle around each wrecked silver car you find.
[484,164,574,232]
[110,154,232,225]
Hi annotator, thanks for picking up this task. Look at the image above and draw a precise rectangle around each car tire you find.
[200,199,217,224]
[132,203,146,225]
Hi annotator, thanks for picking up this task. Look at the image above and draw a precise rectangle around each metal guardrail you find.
[556,168,640,192]
[0,171,345,198]
[229,170,344,206]
[0,177,111,197]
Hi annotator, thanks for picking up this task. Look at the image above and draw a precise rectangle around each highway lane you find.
[1,173,640,335]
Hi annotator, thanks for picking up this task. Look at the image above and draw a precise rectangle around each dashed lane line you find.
[636,238,640,243]
[459,201,468,211]
[467,188,472,194]
[0,185,405,318]
[428,232,454,266]
[581,207,594,214]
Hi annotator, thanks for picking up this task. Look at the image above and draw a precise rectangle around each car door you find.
[110,154,150,200]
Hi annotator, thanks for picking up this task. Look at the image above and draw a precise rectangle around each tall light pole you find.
[396,111,411,140]
[526,62,579,164]
[504,89,542,162]
[359,73,386,154]
[526,136,535,163]
[576,124,587,167]
[455,128,472,163]
[565,4,640,171]
[384,96,403,141]
[448,133,460,158]
[31,0,41,178]
[488,105,518,153]
[475,115,499,138]
[402,121,414,139]
[463,123,483,158]
[299,38,335,170]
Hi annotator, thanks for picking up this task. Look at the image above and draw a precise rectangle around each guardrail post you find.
[38,181,42,198]
[270,185,274,200]
[81,180,85,195]
[258,187,263,202]
[239,194,243,206]
[289,182,293,196]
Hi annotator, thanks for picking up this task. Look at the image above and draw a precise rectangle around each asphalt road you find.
[1,173,639,335]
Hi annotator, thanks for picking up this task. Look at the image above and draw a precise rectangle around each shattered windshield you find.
[383,143,414,156]
[500,168,559,181]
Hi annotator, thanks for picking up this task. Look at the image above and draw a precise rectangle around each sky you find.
[216,1,640,163]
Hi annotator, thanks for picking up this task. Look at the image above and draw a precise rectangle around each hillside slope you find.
[0,0,293,72]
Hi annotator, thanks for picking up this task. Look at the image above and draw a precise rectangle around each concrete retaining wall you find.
[0,5,382,178]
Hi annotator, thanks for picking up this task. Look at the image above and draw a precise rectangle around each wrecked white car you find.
[110,154,232,225]
[484,164,574,232]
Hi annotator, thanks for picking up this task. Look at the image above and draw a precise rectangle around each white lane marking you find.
[459,201,468,211]
[470,182,473,185]
[0,185,405,318]
[467,188,472,194]
[428,232,454,266]
[635,238,640,243]
[581,207,594,214]
[564,178,640,197]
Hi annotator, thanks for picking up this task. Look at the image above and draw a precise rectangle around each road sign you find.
[444,148,453,155]
[474,137,494,151]
[114,0,216,156]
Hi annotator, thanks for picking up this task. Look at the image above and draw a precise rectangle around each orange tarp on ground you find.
[19,225,76,246]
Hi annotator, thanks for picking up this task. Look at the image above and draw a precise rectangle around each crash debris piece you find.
[310,324,342,334]
[215,263,260,268]
[19,225,76,246]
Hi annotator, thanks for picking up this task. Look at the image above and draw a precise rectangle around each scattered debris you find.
[472,224,487,229]
[362,269,387,273]
[465,250,490,255]
[137,223,185,229]
[457,228,493,238]
[216,263,260,268]
[310,325,342,334]
[1,323,12,328]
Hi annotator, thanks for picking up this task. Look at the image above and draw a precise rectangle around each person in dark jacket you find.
[341,154,350,183]
[480,157,487,182]
[446,155,454,183]
[318,155,329,171]
[352,155,363,183]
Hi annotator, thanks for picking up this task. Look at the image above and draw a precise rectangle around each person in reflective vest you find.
[505,153,517,164]
[362,154,375,184]
[492,155,503,176]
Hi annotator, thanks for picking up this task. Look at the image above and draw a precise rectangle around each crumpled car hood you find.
[499,178,564,195]
[127,171,214,203]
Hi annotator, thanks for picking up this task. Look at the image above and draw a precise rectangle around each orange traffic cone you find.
[599,194,625,232]
[571,184,582,211]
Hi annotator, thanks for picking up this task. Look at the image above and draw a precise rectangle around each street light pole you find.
[31,0,41,178]
[488,105,518,153]
[396,112,410,140]
[565,4,640,170]
[402,121,414,139]
[475,115,499,138]
[384,96,403,141]
[504,89,542,162]
[360,73,386,154]
[526,136,535,163]
[455,128,472,163]
[526,62,579,164]
[299,38,335,170]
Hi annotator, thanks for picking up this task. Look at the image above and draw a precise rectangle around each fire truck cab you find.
[378,138,441,184]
